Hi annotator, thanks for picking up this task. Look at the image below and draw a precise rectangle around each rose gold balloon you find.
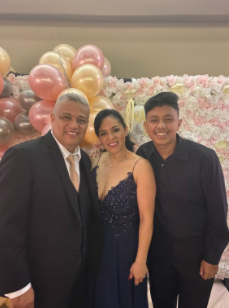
[29,64,67,102]
[0,47,11,76]
[0,74,3,94]
[0,117,15,145]
[0,98,22,122]
[0,78,13,98]
[0,144,9,159]
[29,100,55,132]
[89,96,114,113]
[84,112,100,145]
[19,89,41,111]
[72,45,104,71]
[53,44,77,63]
[57,88,89,104]
[102,58,111,77]
[80,139,96,155]
[71,64,103,99]
[14,112,37,136]
[41,123,52,136]
[39,51,72,83]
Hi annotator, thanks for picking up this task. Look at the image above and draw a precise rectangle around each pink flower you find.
[198,98,208,109]
[178,98,185,108]
[217,75,225,87]
[167,75,176,87]
[209,118,219,126]
[152,76,161,85]
[198,75,209,87]
[7,73,17,85]
[194,117,207,126]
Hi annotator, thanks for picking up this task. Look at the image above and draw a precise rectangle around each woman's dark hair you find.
[94,109,135,152]
[144,92,179,116]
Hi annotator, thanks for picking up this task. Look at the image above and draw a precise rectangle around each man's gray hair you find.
[53,92,89,114]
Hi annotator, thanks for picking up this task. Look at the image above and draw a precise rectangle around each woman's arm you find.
[129,158,156,285]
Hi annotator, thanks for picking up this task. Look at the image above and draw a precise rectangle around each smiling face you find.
[98,116,128,154]
[51,99,90,153]
[144,105,182,148]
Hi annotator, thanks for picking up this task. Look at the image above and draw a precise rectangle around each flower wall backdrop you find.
[8,73,229,279]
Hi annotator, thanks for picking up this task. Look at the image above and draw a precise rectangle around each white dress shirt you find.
[5,131,81,299]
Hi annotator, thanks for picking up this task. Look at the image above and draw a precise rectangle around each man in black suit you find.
[136,92,229,308]
[0,93,102,308]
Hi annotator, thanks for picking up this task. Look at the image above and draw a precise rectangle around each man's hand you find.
[199,260,218,280]
[10,287,34,308]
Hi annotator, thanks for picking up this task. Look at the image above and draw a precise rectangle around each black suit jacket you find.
[0,132,102,307]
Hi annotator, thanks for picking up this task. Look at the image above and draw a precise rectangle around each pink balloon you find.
[0,74,3,95]
[0,98,22,123]
[102,58,111,77]
[29,64,67,102]
[41,123,52,136]
[72,45,104,71]
[29,100,55,132]
[0,144,9,159]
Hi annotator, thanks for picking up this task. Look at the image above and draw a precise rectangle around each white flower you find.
[200,123,215,140]
[185,97,199,111]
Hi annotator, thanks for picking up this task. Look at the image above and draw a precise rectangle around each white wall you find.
[1,20,229,78]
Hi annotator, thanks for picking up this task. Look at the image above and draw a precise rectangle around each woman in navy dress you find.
[86,109,156,308]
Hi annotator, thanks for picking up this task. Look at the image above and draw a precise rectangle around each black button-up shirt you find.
[136,134,229,264]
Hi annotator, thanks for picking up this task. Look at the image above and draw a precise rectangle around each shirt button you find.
[161,164,164,167]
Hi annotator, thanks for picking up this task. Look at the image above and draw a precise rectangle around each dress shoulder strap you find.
[132,158,143,173]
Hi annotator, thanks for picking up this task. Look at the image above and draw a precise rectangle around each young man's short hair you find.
[144,92,179,116]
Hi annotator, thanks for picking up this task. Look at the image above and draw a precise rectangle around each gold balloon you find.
[89,96,114,113]
[0,297,6,306]
[53,44,77,63]
[84,112,100,145]
[80,139,96,156]
[215,140,228,150]
[0,47,11,76]
[39,51,72,83]
[71,64,104,99]
[171,83,185,94]
[57,88,89,104]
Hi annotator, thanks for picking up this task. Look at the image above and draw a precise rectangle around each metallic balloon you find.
[89,96,114,113]
[0,117,15,145]
[29,100,55,132]
[14,112,37,136]
[0,47,11,76]
[29,64,67,102]
[0,78,13,98]
[84,112,100,145]
[19,90,41,112]
[102,58,111,77]
[71,64,104,99]
[39,51,72,83]
[53,44,77,63]
[72,45,104,71]
[0,98,22,123]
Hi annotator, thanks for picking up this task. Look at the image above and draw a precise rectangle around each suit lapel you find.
[43,132,82,226]
[80,150,100,216]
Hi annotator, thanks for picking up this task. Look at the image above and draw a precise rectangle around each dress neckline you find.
[92,165,135,202]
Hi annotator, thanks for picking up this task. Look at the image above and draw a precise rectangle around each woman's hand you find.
[129,262,148,285]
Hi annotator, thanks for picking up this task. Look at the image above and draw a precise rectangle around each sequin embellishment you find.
[92,166,139,231]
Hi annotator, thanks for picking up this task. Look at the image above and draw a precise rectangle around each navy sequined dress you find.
[85,165,148,308]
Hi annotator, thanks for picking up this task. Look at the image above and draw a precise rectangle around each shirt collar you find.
[149,134,189,161]
[51,130,81,161]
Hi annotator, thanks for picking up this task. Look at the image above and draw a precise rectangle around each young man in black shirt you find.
[136,92,229,308]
